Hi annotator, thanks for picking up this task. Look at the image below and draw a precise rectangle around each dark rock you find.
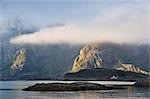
[23,82,122,91]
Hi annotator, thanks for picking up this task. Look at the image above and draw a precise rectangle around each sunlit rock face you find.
[71,43,149,75]
[116,61,149,75]
[71,43,103,72]
[11,48,26,71]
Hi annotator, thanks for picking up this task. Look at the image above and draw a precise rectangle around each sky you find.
[0,0,150,44]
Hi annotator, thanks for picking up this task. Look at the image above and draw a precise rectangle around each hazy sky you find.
[1,0,128,25]
[0,0,149,44]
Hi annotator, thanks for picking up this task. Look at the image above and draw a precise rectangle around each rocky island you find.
[23,82,123,91]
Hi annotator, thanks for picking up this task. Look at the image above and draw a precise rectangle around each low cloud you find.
[10,4,149,45]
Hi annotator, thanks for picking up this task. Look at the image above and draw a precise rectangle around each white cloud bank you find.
[10,4,149,45]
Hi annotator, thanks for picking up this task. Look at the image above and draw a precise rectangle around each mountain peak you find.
[71,43,103,72]
[71,43,149,75]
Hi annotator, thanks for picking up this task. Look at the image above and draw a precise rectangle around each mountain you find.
[0,19,149,80]
[72,43,103,72]
[116,61,149,75]
[71,43,149,73]
[65,43,150,87]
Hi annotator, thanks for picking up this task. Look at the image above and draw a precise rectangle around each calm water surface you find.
[0,81,149,99]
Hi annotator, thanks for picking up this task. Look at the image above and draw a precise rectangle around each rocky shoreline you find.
[23,82,123,91]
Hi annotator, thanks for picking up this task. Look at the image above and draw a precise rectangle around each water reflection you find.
[126,86,135,96]
[36,87,149,99]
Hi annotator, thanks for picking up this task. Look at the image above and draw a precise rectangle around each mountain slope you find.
[72,43,103,72]
[71,43,149,73]
[0,19,149,80]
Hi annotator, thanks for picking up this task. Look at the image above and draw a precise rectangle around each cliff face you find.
[71,43,149,74]
[71,43,103,72]
[11,48,26,71]
[116,61,149,75]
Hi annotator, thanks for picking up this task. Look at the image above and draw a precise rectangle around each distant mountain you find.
[71,43,149,73]
[66,43,149,87]
[72,43,103,72]
[0,19,81,80]
[0,19,149,80]
[116,61,149,75]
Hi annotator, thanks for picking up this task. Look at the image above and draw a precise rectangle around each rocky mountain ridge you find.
[71,43,149,75]
[72,43,103,72]
[0,19,149,80]
[116,61,149,75]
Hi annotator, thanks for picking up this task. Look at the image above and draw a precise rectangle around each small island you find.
[23,82,123,91]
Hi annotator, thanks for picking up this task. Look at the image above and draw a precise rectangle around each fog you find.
[9,3,149,45]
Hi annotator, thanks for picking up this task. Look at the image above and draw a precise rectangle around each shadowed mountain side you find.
[71,43,149,73]
[0,20,149,80]
[0,43,149,80]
